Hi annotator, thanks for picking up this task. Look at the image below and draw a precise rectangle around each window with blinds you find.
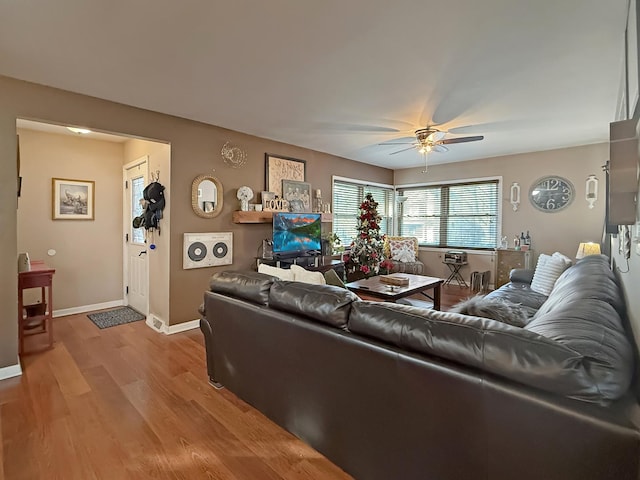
[332,179,393,246]
[398,180,499,249]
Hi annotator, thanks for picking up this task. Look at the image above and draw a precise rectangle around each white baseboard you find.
[166,319,200,334]
[54,300,124,318]
[0,363,22,381]
[146,314,199,335]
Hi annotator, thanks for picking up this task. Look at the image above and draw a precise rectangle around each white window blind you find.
[332,179,393,246]
[399,180,499,249]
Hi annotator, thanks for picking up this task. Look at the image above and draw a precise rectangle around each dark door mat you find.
[87,306,145,329]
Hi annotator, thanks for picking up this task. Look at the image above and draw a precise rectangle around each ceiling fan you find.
[379,127,484,172]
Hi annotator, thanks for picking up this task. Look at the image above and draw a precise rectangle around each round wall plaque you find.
[529,176,574,212]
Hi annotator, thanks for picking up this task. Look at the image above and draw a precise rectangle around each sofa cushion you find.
[530,253,571,295]
[526,300,634,400]
[534,255,626,319]
[258,263,295,281]
[484,282,547,318]
[269,281,359,329]
[449,295,529,327]
[388,259,424,275]
[209,271,275,305]
[349,301,633,402]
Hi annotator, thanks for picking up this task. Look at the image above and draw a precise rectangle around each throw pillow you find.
[530,253,570,296]
[324,268,346,288]
[449,295,529,327]
[552,251,572,267]
[290,264,327,285]
[257,263,295,281]
[389,238,416,263]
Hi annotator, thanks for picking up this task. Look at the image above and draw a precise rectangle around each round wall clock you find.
[529,176,574,212]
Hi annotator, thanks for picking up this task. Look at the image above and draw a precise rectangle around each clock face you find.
[529,176,574,212]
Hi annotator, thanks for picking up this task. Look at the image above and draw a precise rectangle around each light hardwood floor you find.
[1,285,470,480]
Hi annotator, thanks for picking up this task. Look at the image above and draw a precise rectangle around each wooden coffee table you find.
[345,273,443,310]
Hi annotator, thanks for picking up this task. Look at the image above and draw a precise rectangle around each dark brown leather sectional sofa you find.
[200,255,640,480]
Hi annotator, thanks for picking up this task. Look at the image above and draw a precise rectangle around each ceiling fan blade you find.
[428,131,446,142]
[390,146,418,155]
[432,144,448,153]
[440,135,484,145]
[379,142,417,146]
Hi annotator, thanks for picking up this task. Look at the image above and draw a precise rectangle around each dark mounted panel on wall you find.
[609,118,639,226]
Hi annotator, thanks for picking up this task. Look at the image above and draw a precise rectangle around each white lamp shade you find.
[576,242,601,259]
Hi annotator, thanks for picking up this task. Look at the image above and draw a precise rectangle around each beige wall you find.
[17,129,124,310]
[0,75,393,366]
[394,143,607,261]
[123,139,171,325]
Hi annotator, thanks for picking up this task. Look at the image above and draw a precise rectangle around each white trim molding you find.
[146,314,199,335]
[0,363,22,381]
[54,300,124,318]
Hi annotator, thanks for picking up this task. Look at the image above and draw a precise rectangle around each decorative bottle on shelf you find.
[525,231,531,247]
[514,234,521,250]
[520,232,526,246]
[18,252,31,272]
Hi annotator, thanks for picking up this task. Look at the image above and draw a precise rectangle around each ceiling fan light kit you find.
[380,127,484,173]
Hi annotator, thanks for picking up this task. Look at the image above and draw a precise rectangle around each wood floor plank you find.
[0,286,468,479]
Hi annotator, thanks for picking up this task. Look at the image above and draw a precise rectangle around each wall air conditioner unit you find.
[609,118,639,225]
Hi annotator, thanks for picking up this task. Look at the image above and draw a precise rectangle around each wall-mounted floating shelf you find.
[232,211,333,224]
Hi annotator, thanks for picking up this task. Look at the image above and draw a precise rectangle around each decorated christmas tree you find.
[347,192,387,277]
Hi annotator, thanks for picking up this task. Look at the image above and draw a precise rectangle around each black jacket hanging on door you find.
[133,181,166,233]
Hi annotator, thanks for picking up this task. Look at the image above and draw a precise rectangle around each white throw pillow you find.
[392,243,416,263]
[530,253,570,296]
[388,238,417,263]
[291,265,327,285]
[290,264,327,285]
[258,263,295,281]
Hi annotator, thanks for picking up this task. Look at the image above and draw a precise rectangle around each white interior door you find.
[124,158,149,315]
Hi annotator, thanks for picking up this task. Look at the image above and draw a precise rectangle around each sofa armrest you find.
[199,313,218,386]
[510,268,534,284]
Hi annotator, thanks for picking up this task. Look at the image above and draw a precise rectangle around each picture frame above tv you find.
[265,153,306,197]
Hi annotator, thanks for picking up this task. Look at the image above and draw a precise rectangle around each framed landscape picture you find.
[282,179,312,212]
[52,178,95,220]
[265,153,306,197]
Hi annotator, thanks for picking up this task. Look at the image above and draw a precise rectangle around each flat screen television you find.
[272,212,322,257]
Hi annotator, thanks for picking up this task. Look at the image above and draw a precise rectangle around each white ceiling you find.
[16,119,128,143]
[0,1,629,169]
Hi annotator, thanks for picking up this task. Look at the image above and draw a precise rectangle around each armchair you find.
[383,236,425,275]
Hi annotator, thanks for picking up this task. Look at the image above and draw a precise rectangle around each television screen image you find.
[272,213,322,256]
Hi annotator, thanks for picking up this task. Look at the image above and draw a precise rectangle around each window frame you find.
[396,176,503,251]
[331,175,395,246]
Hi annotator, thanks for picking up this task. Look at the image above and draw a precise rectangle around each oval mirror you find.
[192,174,224,218]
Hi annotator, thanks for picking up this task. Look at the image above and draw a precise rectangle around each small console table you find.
[18,260,55,355]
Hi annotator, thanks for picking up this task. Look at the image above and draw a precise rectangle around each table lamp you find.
[575,242,601,259]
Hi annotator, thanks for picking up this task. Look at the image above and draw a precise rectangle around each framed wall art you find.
[282,179,312,213]
[265,153,306,197]
[52,178,95,220]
